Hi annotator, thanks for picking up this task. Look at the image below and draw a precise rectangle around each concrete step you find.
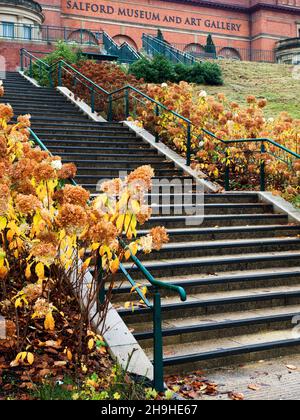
[73,161,175,170]
[111,267,300,299]
[132,305,300,346]
[148,203,272,217]
[37,132,139,140]
[138,236,300,261]
[46,142,152,151]
[145,328,300,372]
[118,284,300,321]
[63,155,167,164]
[138,224,300,242]
[32,126,131,134]
[142,213,288,229]
[118,250,300,280]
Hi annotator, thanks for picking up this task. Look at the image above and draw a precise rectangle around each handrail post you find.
[48,68,53,88]
[155,105,160,143]
[225,148,230,191]
[125,88,130,119]
[107,95,113,121]
[29,57,33,79]
[20,49,24,72]
[91,88,95,113]
[260,142,266,191]
[58,61,62,87]
[153,287,164,393]
[186,123,192,166]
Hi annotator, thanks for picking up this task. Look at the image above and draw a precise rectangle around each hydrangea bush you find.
[0,82,168,372]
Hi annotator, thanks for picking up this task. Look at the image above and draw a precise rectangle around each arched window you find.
[218,47,241,60]
[67,29,99,46]
[184,43,205,54]
[112,35,138,50]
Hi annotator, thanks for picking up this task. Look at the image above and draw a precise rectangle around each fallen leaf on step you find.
[228,392,245,400]
[286,365,298,371]
[248,384,261,391]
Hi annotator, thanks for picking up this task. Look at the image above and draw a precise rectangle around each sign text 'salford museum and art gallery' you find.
[1,0,300,69]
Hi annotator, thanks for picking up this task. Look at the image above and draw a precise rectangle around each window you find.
[23,25,32,40]
[2,22,15,39]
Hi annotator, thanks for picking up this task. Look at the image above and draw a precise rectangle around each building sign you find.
[64,1,242,32]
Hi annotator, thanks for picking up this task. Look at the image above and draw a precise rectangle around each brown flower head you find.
[31,242,57,265]
[22,283,43,303]
[149,226,169,251]
[0,104,13,121]
[88,220,117,246]
[15,180,37,196]
[17,114,31,128]
[258,99,267,109]
[56,204,88,235]
[15,194,42,215]
[62,184,90,207]
[58,163,77,180]
[0,136,7,158]
[247,95,256,104]
[0,183,10,215]
[101,178,123,196]
[33,298,54,319]
[33,162,56,183]
[11,158,37,182]
[136,205,152,225]
[127,165,155,192]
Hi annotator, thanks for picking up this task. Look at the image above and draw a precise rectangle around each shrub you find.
[201,61,223,85]
[30,41,83,86]
[137,82,300,199]
[0,82,168,395]
[129,55,176,84]
[130,56,223,85]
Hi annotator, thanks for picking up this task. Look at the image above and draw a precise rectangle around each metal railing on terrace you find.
[170,43,276,63]
[0,22,103,45]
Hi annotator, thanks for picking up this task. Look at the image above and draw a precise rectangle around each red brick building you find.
[1,0,300,69]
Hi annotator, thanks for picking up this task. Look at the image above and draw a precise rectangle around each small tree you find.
[205,35,217,57]
[157,29,165,42]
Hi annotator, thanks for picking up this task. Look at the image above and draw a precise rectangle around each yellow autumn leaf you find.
[26,352,34,365]
[35,262,45,280]
[25,263,32,280]
[88,338,95,351]
[131,200,140,214]
[116,214,125,232]
[129,242,138,256]
[124,302,131,309]
[82,257,92,270]
[44,312,55,331]
[6,229,14,242]
[0,216,7,231]
[125,250,131,261]
[110,258,120,274]
[67,350,73,361]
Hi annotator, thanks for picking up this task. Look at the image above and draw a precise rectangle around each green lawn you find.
[198,60,300,119]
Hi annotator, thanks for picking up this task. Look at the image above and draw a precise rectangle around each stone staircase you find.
[2,71,300,373]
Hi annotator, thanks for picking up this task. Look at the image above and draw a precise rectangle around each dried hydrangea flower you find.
[56,204,88,235]
[62,184,90,207]
[149,226,169,251]
[15,194,42,215]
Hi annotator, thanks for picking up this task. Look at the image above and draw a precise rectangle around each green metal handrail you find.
[27,126,186,391]
[202,128,300,191]
[22,48,300,193]
[20,48,195,166]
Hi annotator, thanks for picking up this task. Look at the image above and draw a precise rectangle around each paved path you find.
[202,355,300,400]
